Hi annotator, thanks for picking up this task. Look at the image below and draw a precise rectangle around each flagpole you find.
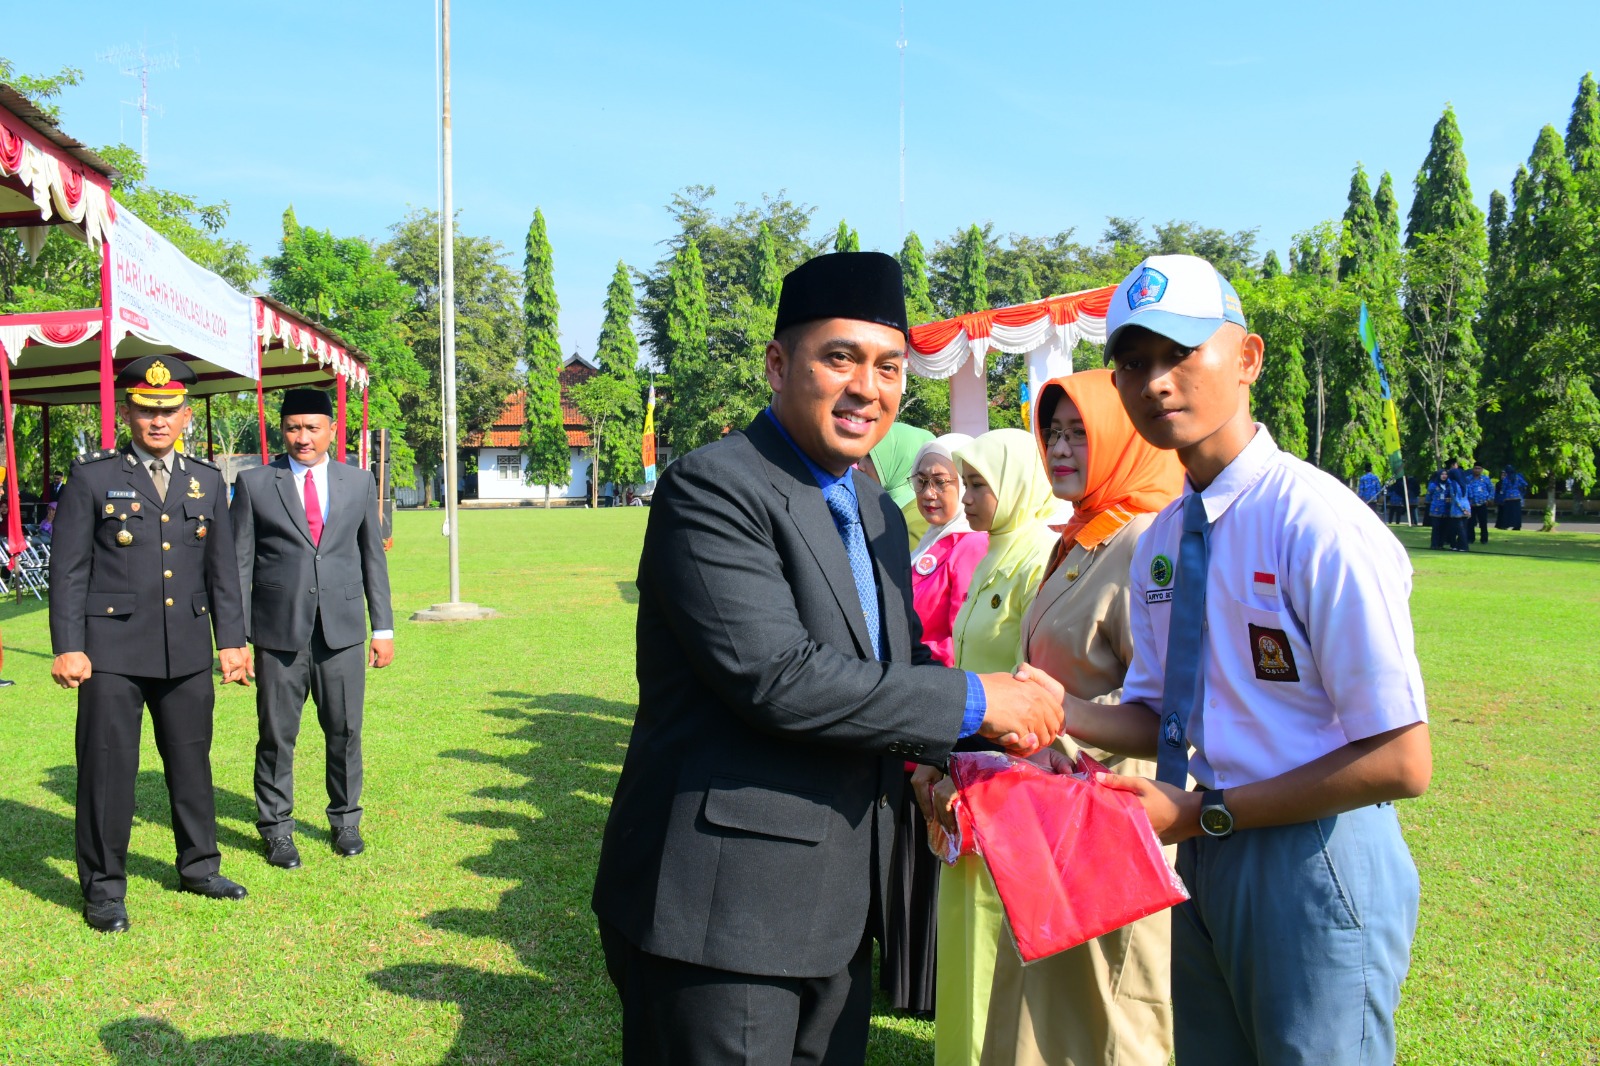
[413,0,496,622]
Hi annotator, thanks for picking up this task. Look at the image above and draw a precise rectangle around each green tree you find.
[521,209,570,506]
[380,209,522,501]
[1236,273,1310,457]
[748,223,782,309]
[1261,250,1283,278]
[594,260,644,487]
[266,206,423,480]
[833,219,860,253]
[952,225,990,314]
[660,239,720,448]
[569,375,639,508]
[1398,106,1487,470]
[1338,164,1381,283]
[896,231,947,432]
[1566,72,1600,174]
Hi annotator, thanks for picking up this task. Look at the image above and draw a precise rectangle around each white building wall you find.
[474,447,590,501]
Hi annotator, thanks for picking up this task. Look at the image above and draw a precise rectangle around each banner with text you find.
[108,204,256,379]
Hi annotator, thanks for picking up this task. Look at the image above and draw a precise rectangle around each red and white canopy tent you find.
[907,285,1116,437]
[0,84,373,562]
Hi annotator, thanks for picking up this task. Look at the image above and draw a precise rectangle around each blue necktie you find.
[1156,492,1212,788]
[824,482,883,660]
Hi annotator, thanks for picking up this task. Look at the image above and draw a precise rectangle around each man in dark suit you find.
[592,252,1064,1064]
[48,356,252,933]
[231,389,394,869]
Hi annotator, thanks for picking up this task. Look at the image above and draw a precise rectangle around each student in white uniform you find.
[1029,254,1433,1066]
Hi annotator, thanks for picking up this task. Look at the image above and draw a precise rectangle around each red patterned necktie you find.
[304,470,323,546]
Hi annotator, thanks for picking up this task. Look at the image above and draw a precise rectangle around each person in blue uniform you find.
[1426,469,1450,547]
[1466,464,1494,544]
[48,356,252,934]
[1495,466,1529,530]
[1356,470,1382,516]
[1446,462,1473,551]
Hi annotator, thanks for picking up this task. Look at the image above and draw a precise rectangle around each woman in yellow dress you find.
[980,368,1182,1066]
[927,427,1059,1066]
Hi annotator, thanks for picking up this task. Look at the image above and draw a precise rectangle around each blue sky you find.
[19,1,1600,359]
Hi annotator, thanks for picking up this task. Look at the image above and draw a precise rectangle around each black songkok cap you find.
[775,251,909,338]
[280,388,334,419]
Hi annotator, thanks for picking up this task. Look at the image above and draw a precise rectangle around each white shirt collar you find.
[1183,424,1279,526]
[288,454,330,478]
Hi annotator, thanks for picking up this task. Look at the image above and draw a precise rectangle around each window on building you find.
[497,454,522,481]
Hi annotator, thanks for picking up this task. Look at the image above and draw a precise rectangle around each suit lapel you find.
[856,472,909,662]
[273,458,316,547]
[745,417,876,659]
[119,447,167,508]
[318,461,346,546]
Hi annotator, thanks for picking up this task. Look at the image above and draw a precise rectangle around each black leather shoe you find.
[84,898,130,933]
[0,678,15,687]
[264,835,302,869]
[331,826,365,857]
[180,874,249,900]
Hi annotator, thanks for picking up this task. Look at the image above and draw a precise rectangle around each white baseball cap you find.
[1104,254,1248,358]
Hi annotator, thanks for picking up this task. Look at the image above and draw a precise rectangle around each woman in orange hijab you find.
[980,369,1183,1066]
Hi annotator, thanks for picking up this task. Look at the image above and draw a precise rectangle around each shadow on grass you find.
[100,1016,363,1066]
[367,692,634,1064]
[37,765,274,857]
[0,794,176,910]
[614,580,639,604]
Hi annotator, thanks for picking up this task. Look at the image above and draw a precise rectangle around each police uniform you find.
[1122,426,1428,1066]
[48,357,248,929]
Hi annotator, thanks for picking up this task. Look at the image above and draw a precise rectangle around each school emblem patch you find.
[1128,267,1168,310]
[1150,554,1174,588]
[1162,711,1184,748]
[1248,624,1300,683]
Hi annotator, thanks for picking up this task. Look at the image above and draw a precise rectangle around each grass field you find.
[0,509,1595,1065]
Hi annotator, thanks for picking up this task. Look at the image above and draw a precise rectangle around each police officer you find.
[48,356,252,933]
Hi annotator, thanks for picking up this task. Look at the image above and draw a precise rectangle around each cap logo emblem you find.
[145,360,172,387]
[1128,267,1168,310]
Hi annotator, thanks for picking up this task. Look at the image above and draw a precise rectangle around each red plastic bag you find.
[941,750,1189,963]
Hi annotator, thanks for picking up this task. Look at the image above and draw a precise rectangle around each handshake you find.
[976,663,1066,757]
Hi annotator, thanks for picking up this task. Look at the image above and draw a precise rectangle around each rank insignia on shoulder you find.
[1248,624,1300,683]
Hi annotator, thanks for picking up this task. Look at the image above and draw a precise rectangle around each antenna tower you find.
[98,41,179,169]
[898,1,907,241]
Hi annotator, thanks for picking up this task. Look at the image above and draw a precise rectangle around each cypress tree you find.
[1398,106,1487,470]
[748,222,782,309]
[521,208,571,506]
[898,231,938,326]
[661,239,712,450]
[1260,250,1282,278]
[954,225,989,314]
[1374,171,1402,295]
[594,260,643,488]
[1338,164,1381,283]
[834,220,860,253]
[1565,72,1600,174]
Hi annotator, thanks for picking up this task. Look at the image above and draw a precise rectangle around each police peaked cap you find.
[280,388,335,419]
[118,355,196,408]
[775,251,909,338]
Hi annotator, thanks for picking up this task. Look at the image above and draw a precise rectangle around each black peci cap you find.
[280,388,335,419]
[775,251,909,339]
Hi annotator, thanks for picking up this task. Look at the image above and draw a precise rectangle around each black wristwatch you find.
[1199,789,1235,839]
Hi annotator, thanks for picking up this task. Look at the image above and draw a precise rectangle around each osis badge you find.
[1150,554,1174,588]
[1248,623,1300,683]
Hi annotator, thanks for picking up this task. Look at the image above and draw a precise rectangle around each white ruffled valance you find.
[255,300,369,391]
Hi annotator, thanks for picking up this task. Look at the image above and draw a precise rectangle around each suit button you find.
[165,598,174,607]
[160,514,170,523]
[201,606,207,613]
[162,542,171,550]
[106,607,115,614]
[878,794,889,809]
[163,570,172,579]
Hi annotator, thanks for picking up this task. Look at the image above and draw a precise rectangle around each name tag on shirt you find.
[106,490,137,499]
[1146,589,1173,605]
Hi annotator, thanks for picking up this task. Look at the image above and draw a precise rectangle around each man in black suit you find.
[232,389,395,869]
[48,356,251,933]
[592,252,1064,1064]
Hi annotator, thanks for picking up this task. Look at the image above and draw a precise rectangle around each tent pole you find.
[98,239,115,449]
[0,342,23,562]
[256,373,268,463]
[41,405,52,501]
[441,0,461,602]
[336,372,348,463]
[361,386,370,469]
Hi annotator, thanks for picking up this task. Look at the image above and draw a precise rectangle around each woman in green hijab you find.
[930,427,1059,1066]
[861,421,936,550]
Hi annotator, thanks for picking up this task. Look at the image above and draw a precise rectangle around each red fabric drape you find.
[907,287,1117,356]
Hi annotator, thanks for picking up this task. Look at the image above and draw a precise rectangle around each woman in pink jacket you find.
[883,432,989,1015]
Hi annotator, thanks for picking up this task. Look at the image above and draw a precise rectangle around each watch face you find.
[1200,805,1233,836]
